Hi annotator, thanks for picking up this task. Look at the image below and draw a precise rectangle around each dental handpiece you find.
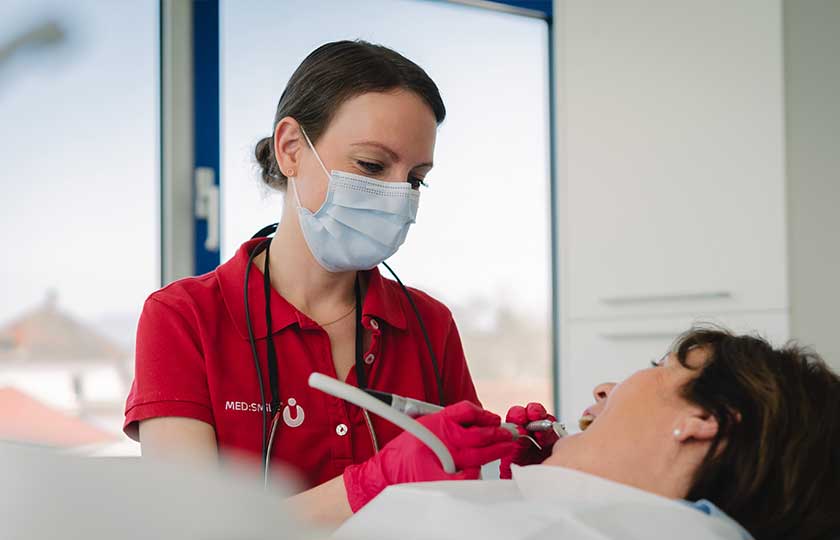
[364,390,567,441]
[364,389,445,418]
[523,419,569,438]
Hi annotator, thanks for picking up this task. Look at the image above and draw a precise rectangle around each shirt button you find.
[364,353,375,365]
[336,424,348,436]
[370,319,380,330]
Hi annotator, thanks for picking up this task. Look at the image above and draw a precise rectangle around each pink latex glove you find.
[499,402,559,479]
[343,400,515,512]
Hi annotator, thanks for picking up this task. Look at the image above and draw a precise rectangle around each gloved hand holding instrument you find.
[343,400,516,511]
[308,374,517,512]
[499,402,564,480]
[360,388,567,482]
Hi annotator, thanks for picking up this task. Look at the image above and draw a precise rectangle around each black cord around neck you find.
[353,275,367,390]
[382,261,445,406]
[263,240,281,415]
[244,238,270,468]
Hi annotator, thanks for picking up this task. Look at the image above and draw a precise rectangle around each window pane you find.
[221,0,551,416]
[0,1,158,455]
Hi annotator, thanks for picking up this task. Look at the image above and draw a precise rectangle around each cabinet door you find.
[559,311,789,423]
[560,0,788,319]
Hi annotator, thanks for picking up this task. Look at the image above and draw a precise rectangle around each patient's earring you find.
[287,169,295,176]
[673,428,682,439]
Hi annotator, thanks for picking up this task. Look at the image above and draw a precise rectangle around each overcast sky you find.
[0,0,158,342]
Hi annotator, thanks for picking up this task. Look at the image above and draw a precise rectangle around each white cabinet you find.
[560,0,788,320]
[560,312,790,425]
[554,0,793,418]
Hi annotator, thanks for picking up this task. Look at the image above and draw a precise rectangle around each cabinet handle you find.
[600,291,731,305]
[600,331,681,341]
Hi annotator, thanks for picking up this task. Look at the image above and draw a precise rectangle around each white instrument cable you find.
[307,373,456,474]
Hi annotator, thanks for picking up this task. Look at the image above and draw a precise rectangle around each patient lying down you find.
[335,327,839,540]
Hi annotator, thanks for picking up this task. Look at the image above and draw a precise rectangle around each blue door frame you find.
[193,0,221,275]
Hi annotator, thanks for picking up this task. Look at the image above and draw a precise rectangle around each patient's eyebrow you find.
[350,141,434,169]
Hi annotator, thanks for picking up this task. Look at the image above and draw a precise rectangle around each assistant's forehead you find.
[325,92,437,155]
[332,89,436,121]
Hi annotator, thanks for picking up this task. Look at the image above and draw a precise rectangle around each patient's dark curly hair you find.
[674,326,839,540]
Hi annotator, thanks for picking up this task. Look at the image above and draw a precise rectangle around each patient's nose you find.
[592,382,616,403]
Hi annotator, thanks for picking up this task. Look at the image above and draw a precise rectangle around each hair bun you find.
[254,136,285,190]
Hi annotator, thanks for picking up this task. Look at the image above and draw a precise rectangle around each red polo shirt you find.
[124,239,479,489]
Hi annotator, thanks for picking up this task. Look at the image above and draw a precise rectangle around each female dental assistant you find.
[123,40,514,524]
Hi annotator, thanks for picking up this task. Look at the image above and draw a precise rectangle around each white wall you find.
[784,0,840,372]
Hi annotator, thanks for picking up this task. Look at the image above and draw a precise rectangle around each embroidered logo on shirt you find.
[224,400,274,413]
[283,397,305,428]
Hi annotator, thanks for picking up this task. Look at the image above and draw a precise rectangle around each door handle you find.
[194,167,219,252]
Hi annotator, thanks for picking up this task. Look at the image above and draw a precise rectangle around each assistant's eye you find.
[408,177,428,190]
[356,160,384,175]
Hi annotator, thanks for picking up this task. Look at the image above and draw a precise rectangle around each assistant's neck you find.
[254,194,357,316]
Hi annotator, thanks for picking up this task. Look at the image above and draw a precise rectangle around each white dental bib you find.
[333,465,752,540]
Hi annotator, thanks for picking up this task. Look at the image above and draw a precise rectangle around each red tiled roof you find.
[0,387,117,447]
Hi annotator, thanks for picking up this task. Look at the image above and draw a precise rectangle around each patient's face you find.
[545,346,718,498]
[562,347,708,448]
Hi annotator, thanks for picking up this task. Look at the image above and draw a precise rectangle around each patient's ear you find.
[674,413,719,443]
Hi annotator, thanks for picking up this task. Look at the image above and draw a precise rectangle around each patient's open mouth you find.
[579,408,596,431]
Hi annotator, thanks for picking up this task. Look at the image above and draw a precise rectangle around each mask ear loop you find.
[292,127,332,212]
[288,176,303,209]
[299,126,331,179]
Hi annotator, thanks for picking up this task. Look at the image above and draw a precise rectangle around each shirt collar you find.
[217,239,408,340]
[362,265,408,331]
[217,239,300,340]
[683,500,755,540]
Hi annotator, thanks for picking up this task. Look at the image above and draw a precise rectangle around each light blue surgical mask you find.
[290,128,420,272]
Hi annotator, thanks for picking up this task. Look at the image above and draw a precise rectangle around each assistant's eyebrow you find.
[350,141,434,169]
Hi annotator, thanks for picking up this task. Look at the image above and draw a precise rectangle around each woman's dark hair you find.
[254,40,446,191]
[673,326,840,540]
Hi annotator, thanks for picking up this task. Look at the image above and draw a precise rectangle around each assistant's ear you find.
[673,413,719,443]
[273,117,303,178]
